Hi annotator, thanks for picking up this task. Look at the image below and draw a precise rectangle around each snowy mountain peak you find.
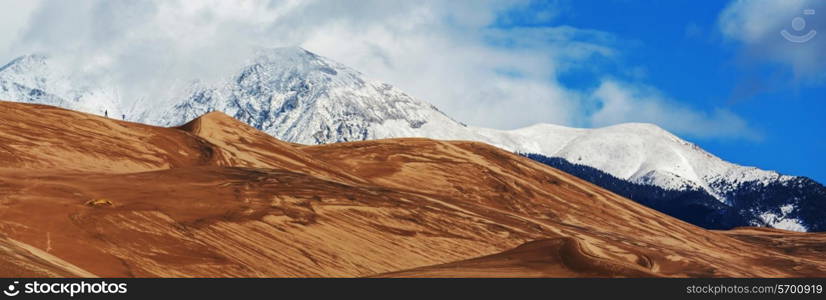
[603,122,672,136]
[0,54,122,118]
[248,47,361,82]
[0,54,57,93]
[253,46,348,69]
[145,47,466,145]
[256,45,317,59]
[0,54,49,73]
[472,120,794,203]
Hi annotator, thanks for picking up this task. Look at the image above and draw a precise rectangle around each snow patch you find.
[752,205,807,232]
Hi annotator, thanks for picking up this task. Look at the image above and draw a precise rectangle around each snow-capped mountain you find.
[0,47,821,232]
[141,47,479,145]
[525,153,825,232]
[472,123,795,201]
[0,54,125,118]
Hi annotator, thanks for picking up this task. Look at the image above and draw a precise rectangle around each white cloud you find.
[588,80,761,140]
[302,24,612,128]
[0,0,41,63]
[719,0,826,81]
[3,0,612,129]
[0,0,759,140]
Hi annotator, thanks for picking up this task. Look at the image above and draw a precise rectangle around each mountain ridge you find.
[0,47,818,232]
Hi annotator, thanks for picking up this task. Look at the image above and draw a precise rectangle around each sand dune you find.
[0,100,824,277]
[0,236,95,277]
[374,237,658,278]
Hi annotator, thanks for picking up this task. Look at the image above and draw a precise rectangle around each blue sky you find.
[492,0,826,182]
[0,0,822,182]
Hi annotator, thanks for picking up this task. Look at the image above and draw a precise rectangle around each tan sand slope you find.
[0,236,95,278]
[0,100,825,277]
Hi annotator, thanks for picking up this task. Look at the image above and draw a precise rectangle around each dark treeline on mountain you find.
[722,176,826,232]
[523,153,826,232]
[519,153,746,230]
